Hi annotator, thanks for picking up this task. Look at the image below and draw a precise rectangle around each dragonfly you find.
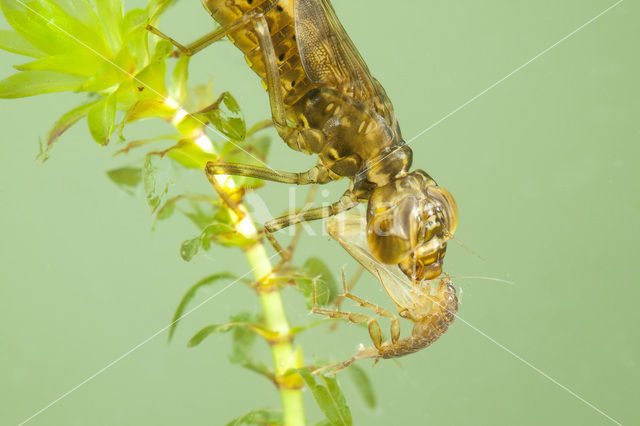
[148,0,460,366]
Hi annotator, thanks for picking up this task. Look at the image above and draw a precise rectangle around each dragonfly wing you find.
[326,210,414,310]
[294,0,396,123]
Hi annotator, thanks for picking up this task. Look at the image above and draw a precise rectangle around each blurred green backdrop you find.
[1,0,638,425]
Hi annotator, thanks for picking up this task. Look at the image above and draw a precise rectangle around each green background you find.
[1,0,638,424]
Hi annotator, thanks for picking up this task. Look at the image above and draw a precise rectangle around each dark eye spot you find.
[291,80,296,87]
[276,5,283,12]
[278,53,285,61]
[247,0,253,4]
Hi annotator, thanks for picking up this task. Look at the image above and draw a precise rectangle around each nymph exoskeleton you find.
[311,211,458,373]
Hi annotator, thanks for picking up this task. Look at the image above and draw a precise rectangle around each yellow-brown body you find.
[203,0,405,186]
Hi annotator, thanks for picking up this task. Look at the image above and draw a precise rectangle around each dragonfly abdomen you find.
[204,0,316,106]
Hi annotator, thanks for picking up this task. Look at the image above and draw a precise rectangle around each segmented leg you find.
[205,162,335,186]
[265,191,358,233]
[338,269,401,344]
[205,172,245,221]
[263,190,358,260]
[330,266,364,331]
[311,280,383,350]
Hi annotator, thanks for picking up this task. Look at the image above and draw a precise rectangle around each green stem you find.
[173,110,306,425]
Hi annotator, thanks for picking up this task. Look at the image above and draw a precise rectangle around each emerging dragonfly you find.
[149,0,459,364]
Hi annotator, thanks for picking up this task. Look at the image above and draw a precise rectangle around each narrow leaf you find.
[143,154,169,213]
[56,0,102,30]
[228,312,258,365]
[153,194,218,229]
[113,133,179,156]
[168,272,235,340]
[1,0,109,56]
[92,0,123,51]
[165,139,218,169]
[170,55,190,103]
[347,365,377,408]
[15,53,102,77]
[106,166,142,195]
[124,98,176,122]
[0,70,84,98]
[87,92,117,145]
[225,409,282,426]
[45,99,99,153]
[298,368,352,426]
[133,40,172,99]
[120,8,149,70]
[188,321,262,348]
[0,29,44,57]
[187,324,228,347]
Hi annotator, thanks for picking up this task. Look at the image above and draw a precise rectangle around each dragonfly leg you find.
[260,190,358,262]
[205,162,336,185]
[249,13,326,154]
[265,191,358,233]
[312,280,383,350]
[330,266,364,331]
[146,11,258,57]
[205,172,245,221]
[339,269,401,344]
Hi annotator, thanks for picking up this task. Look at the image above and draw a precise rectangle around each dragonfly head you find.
[366,170,458,281]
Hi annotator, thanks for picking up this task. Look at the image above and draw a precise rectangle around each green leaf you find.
[0,70,84,98]
[182,200,218,230]
[302,257,339,307]
[87,92,117,145]
[143,154,170,213]
[199,92,246,141]
[1,0,110,56]
[15,53,102,77]
[153,194,218,230]
[347,365,377,408]
[298,368,352,426]
[170,55,190,103]
[202,221,258,248]
[56,0,102,30]
[124,98,176,122]
[45,99,99,153]
[165,139,218,169]
[180,220,257,261]
[106,166,142,195]
[168,272,235,341]
[0,29,44,57]
[228,312,257,365]
[91,0,123,52]
[80,40,138,92]
[179,236,201,262]
[113,133,179,156]
[225,409,282,426]
[120,8,150,70]
[133,40,172,99]
[187,324,231,347]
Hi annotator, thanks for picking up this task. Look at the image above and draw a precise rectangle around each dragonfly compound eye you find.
[366,173,459,281]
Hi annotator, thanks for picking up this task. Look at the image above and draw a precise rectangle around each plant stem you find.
[172,109,306,425]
